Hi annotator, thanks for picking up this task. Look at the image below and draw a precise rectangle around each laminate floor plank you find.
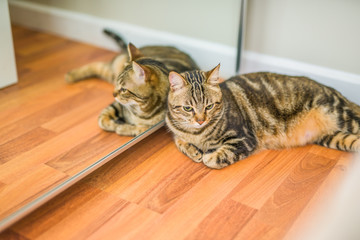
[2,127,356,240]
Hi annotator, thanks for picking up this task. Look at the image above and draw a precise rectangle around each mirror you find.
[0,24,164,229]
[1,0,241,230]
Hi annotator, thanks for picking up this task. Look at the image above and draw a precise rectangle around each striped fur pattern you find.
[66,29,199,136]
[166,64,360,169]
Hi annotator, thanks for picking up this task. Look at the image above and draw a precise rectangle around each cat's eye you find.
[183,106,193,112]
[206,104,214,110]
[120,87,127,93]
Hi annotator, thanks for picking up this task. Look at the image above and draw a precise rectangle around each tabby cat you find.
[66,29,199,136]
[166,64,360,169]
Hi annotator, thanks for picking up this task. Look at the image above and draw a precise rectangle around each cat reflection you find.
[66,29,199,136]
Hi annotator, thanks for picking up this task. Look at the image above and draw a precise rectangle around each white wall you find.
[0,0,18,89]
[246,0,360,75]
[21,0,360,76]
[21,0,241,47]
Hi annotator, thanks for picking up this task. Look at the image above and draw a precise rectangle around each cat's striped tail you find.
[103,29,127,51]
[317,100,360,152]
[316,131,360,152]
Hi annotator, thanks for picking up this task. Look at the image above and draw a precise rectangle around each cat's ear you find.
[132,61,146,85]
[169,72,187,92]
[206,63,221,85]
[128,43,142,61]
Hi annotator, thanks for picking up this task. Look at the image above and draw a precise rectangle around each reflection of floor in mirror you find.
[0,26,132,222]
[1,126,356,240]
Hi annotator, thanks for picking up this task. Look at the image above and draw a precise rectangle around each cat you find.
[165,64,360,169]
[66,29,199,136]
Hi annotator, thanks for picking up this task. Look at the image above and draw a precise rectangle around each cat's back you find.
[221,72,330,107]
[139,46,199,72]
[140,46,187,57]
[223,72,322,93]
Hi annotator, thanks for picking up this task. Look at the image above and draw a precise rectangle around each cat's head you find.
[167,64,223,129]
[113,43,164,108]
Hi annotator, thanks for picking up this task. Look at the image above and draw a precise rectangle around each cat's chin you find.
[114,98,123,104]
[191,122,207,129]
[115,98,135,106]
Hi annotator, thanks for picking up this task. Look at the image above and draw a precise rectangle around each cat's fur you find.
[66,29,199,136]
[166,64,360,169]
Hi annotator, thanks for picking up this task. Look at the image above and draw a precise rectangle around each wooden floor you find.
[0,26,357,239]
[0,26,132,222]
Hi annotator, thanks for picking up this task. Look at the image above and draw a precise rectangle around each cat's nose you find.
[197,120,205,125]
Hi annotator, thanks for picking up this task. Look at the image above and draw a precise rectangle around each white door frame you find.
[0,0,18,89]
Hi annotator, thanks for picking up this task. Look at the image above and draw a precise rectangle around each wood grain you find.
[185,199,256,240]
[0,26,357,240]
[0,25,131,221]
[3,126,355,240]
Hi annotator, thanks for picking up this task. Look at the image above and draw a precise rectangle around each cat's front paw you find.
[185,144,203,163]
[98,115,117,132]
[175,138,203,163]
[203,151,233,169]
[115,125,148,136]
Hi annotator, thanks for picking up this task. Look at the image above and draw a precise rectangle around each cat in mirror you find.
[166,64,360,169]
[66,29,199,136]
